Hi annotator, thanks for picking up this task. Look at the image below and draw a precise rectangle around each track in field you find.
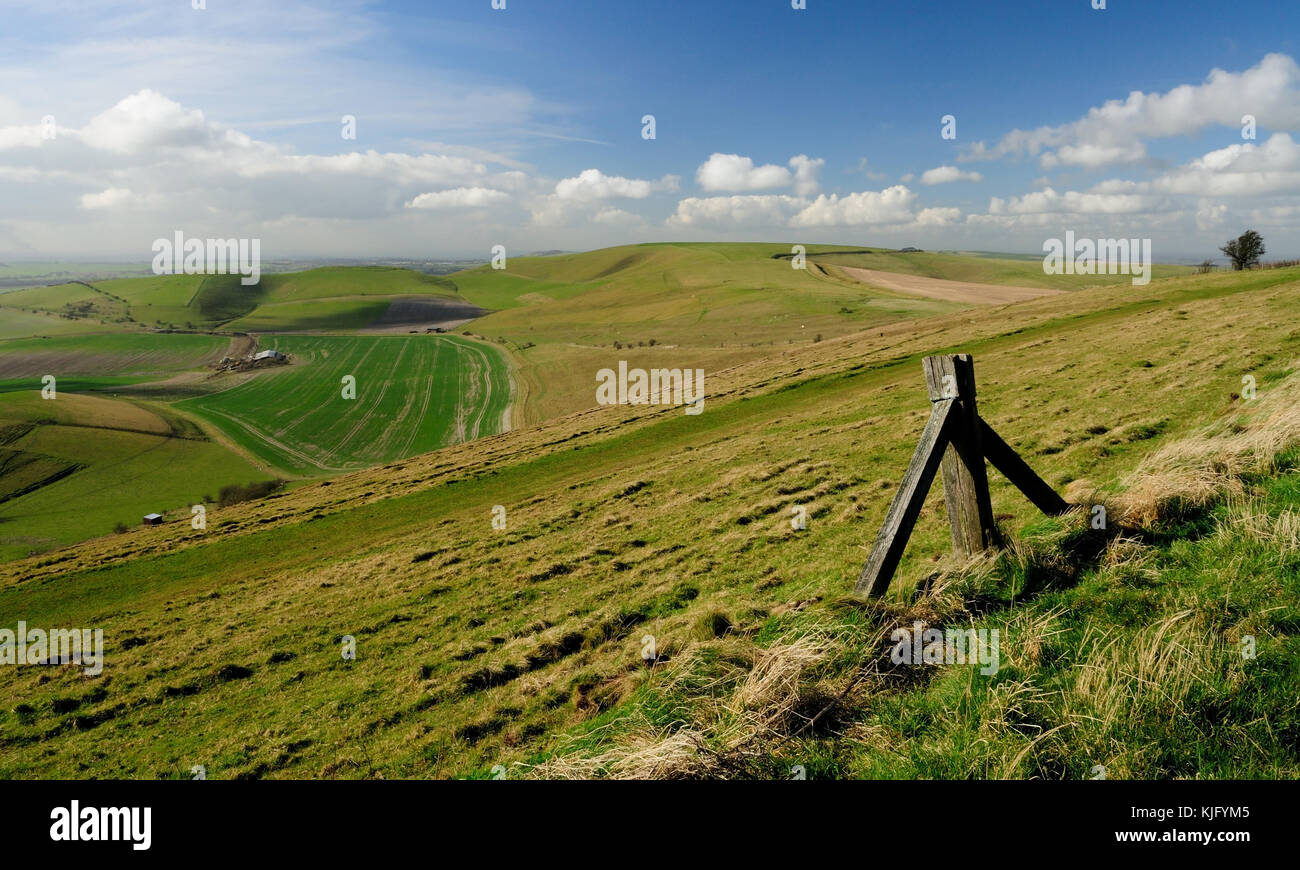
[179,335,512,476]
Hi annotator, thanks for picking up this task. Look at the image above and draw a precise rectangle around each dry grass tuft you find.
[1117,372,1300,526]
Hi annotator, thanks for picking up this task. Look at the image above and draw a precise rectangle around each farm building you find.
[142,513,162,526]
[253,349,288,362]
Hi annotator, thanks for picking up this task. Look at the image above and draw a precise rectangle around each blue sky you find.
[1,0,1298,260]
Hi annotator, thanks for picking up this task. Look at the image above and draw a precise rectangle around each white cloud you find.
[790,186,917,227]
[592,207,644,226]
[79,187,136,210]
[1150,133,1300,196]
[963,54,1300,169]
[788,155,825,196]
[919,165,984,185]
[696,153,792,191]
[694,153,823,194]
[1195,198,1228,231]
[913,207,962,227]
[406,187,510,209]
[987,187,1158,216]
[666,194,806,228]
[554,168,675,201]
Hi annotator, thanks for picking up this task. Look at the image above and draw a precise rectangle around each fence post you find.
[922,354,998,556]
[855,352,1069,599]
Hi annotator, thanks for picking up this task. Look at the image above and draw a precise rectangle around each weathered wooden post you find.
[854,353,1069,598]
[923,354,998,556]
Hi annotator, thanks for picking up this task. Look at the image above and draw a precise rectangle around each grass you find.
[808,248,1194,289]
[0,261,1296,778]
[177,334,513,476]
[1,267,476,333]
[448,242,1200,422]
[0,403,271,561]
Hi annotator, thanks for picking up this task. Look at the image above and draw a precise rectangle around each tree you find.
[1197,259,1216,274]
[1220,230,1266,271]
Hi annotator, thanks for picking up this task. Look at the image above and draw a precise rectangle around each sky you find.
[0,0,1298,262]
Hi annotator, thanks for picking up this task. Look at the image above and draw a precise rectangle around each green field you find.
[0,268,517,556]
[2,262,1297,778]
[0,332,233,382]
[0,266,480,333]
[179,335,513,476]
[0,391,271,561]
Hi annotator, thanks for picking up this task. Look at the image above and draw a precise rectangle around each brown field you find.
[839,266,1065,305]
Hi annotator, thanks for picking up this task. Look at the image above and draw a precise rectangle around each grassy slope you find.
[449,243,1196,423]
[808,248,1194,288]
[452,243,964,422]
[1,265,1296,778]
[1,267,472,333]
[0,391,271,561]
[178,334,512,476]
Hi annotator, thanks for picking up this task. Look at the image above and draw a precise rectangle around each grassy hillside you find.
[178,335,513,476]
[448,243,1197,423]
[1,264,1295,779]
[0,267,478,333]
[807,248,1194,288]
[452,243,965,421]
[0,391,271,561]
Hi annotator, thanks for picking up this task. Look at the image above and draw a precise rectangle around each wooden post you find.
[980,420,1070,516]
[854,398,954,598]
[854,352,1069,599]
[923,354,998,556]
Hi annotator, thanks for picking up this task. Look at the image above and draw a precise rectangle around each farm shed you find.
[142,513,162,526]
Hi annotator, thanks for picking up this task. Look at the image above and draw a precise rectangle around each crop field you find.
[0,333,234,382]
[2,265,1297,779]
[179,334,513,476]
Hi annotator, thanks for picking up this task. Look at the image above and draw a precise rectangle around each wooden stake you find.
[854,397,954,598]
[923,354,998,556]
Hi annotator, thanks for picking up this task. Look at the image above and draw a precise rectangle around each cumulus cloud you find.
[592,207,644,226]
[987,187,1158,216]
[553,168,676,201]
[695,153,823,195]
[666,194,806,228]
[788,155,825,195]
[0,88,533,233]
[406,187,510,209]
[529,168,677,226]
[1149,133,1300,196]
[666,184,944,230]
[962,53,1300,169]
[790,186,917,227]
[919,165,984,185]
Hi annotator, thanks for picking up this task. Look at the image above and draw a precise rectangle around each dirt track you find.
[838,266,1064,305]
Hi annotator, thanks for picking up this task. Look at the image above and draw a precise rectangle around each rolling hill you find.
[1,260,1295,779]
